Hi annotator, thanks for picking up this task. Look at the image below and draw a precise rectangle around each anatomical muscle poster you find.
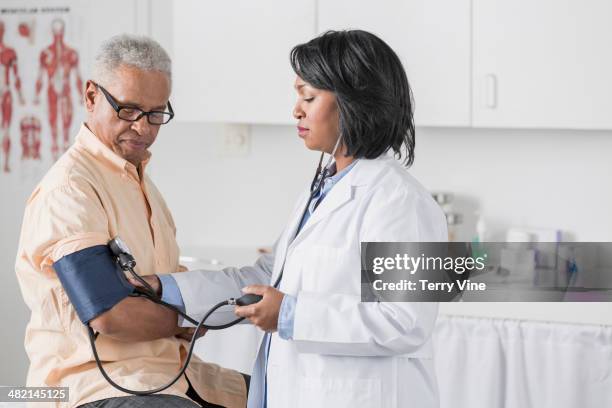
[0,2,87,178]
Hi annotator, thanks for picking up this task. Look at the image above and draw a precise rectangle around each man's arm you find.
[32,181,185,343]
[90,274,195,342]
[90,296,185,342]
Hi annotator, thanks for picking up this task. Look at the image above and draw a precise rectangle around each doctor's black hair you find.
[290,29,415,166]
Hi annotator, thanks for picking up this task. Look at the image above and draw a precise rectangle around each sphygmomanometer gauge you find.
[109,236,131,256]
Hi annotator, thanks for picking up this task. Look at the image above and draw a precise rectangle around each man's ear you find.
[84,80,98,112]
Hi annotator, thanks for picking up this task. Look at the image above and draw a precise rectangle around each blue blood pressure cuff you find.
[53,245,135,324]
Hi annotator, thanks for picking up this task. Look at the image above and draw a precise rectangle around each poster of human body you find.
[0,2,87,178]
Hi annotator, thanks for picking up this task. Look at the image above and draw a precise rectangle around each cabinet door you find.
[318,0,471,127]
[172,1,315,124]
[473,0,612,129]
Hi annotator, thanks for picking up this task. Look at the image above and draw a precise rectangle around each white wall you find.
[411,127,612,242]
[147,122,319,249]
[0,174,39,385]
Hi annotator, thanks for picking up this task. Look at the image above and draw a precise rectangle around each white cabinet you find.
[317,0,472,127]
[473,0,612,129]
[171,0,315,124]
[166,0,612,129]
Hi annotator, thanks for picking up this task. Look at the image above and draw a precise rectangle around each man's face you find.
[85,65,171,167]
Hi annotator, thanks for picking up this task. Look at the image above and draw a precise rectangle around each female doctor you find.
[154,30,447,408]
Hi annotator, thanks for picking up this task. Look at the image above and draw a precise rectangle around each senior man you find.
[15,35,247,408]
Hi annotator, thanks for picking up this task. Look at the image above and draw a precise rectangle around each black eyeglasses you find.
[95,83,174,125]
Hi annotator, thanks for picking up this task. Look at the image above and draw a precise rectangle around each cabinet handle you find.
[484,74,498,109]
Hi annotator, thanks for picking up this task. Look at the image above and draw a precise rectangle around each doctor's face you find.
[293,76,340,153]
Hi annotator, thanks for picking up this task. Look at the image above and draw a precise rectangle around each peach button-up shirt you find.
[15,124,246,408]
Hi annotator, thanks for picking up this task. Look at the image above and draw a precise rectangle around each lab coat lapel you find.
[271,191,310,282]
[273,157,379,278]
[290,157,386,248]
[289,175,353,249]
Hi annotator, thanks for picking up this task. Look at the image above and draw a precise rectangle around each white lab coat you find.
[173,155,448,408]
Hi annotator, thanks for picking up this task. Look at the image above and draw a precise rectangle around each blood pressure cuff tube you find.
[53,245,135,324]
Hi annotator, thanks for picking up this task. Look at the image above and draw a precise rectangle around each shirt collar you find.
[75,123,151,178]
[325,159,358,182]
[320,159,358,194]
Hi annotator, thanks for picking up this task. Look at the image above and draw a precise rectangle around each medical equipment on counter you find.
[432,191,463,241]
[51,137,341,395]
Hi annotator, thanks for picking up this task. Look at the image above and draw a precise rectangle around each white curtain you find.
[433,315,612,408]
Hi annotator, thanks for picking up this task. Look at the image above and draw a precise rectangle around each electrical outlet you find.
[221,124,251,157]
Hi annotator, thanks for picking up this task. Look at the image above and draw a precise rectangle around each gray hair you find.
[91,34,172,87]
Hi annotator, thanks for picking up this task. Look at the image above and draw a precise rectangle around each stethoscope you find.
[87,135,344,396]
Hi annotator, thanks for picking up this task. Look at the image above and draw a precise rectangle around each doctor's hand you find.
[234,285,284,332]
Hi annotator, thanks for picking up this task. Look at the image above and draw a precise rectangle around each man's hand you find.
[175,326,208,342]
[128,274,161,296]
[125,274,209,341]
[90,296,184,343]
[234,285,284,332]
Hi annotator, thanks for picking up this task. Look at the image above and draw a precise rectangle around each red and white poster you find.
[0,2,87,178]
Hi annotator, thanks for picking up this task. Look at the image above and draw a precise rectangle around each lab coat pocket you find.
[297,376,382,408]
[303,245,359,294]
[300,245,340,292]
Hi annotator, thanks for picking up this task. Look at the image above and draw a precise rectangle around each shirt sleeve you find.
[277,294,297,340]
[16,176,112,326]
[159,274,186,313]
[20,177,110,277]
